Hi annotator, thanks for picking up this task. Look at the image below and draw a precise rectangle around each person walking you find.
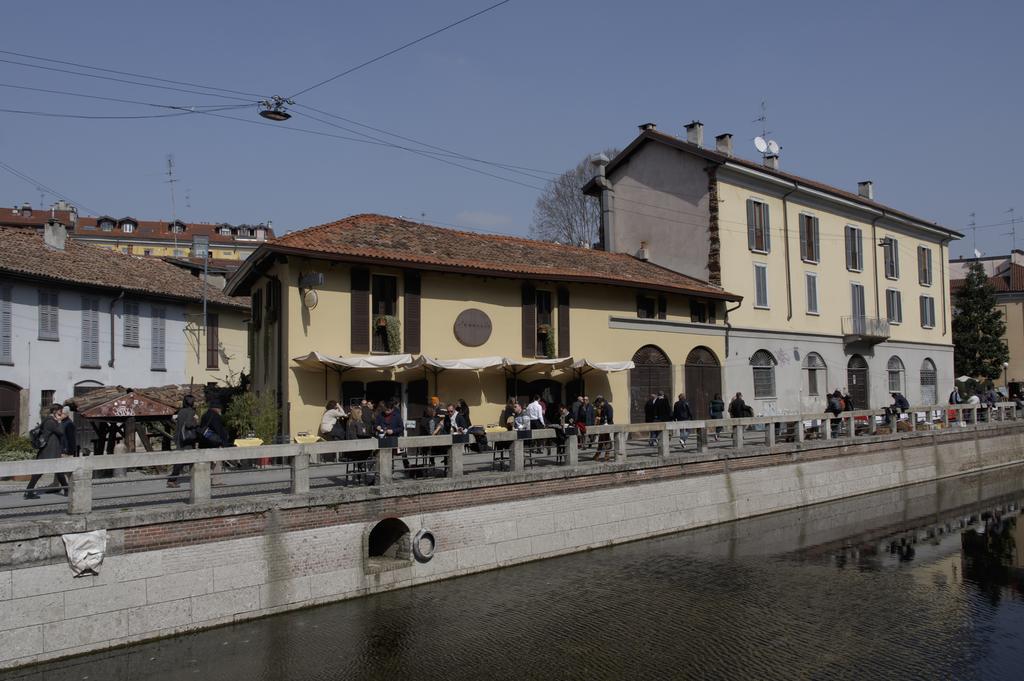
[644,393,659,446]
[24,404,68,499]
[198,400,231,485]
[168,395,199,488]
[582,396,596,448]
[593,396,614,461]
[709,393,725,442]
[673,393,693,446]
[728,392,747,419]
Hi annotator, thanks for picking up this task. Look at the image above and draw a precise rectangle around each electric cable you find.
[0,159,103,216]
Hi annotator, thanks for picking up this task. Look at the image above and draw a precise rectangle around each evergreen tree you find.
[952,261,1008,379]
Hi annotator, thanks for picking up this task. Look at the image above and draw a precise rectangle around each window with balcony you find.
[886,289,903,324]
[845,225,864,272]
[799,214,820,263]
[371,275,398,353]
[746,199,770,253]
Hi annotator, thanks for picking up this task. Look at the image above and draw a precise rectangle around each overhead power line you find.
[0,82,251,113]
[0,105,246,120]
[288,0,512,98]
[0,159,102,215]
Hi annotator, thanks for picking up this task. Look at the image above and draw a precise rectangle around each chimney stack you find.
[43,219,66,250]
[638,122,657,133]
[714,133,733,156]
[763,154,780,170]
[590,153,615,252]
[636,240,650,261]
[684,120,704,147]
[857,181,874,200]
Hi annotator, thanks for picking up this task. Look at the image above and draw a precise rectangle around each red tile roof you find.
[229,213,739,300]
[950,263,1024,293]
[0,227,247,308]
[74,216,273,245]
[0,207,76,229]
[604,129,962,238]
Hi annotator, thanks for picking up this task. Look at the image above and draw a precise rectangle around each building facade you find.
[0,202,274,260]
[226,214,740,435]
[0,225,248,436]
[950,250,1024,392]
[585,122,962,414]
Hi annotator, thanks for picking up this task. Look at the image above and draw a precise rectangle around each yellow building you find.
[950,250,1024,393]
[585,122,962,413]
[183,304,251,387]
[225,214,740,434]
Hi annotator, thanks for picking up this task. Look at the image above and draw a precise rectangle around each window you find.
[143,249,152,256]
[637,295,657,319]
[799,214,820,263]
[123,301,140,347]
[690,300,715,324]
[851,282,866,319]
[746,199,771,253]
[918,246,933,286]
[81,296,100,368]
[219,226,232,236]
[0,284,10,365]
[121,222,135,233]
[38,290,59,341]
[803,352,826,396]
[805,272,819,314]
[887,356,905,393]
[206,313,219,369]
[920,359,938,404]
[919,295,936,329]
[100,220,114,232]
[371,275,398,353]
[754,263,769,308]
[173,249,185,257]
[885,289,903,324]
[41,390,55,409]
[151,306,166,371]
[751,349,777,399]
[883,237,900,279]
[845,225,864,272]
[535,289,553,357]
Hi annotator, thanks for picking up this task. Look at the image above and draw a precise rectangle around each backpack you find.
[179,411,198,445]
[29,423,48,450]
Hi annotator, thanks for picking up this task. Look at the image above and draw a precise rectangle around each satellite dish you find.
[754,136,768,153]
[767,140,780,155]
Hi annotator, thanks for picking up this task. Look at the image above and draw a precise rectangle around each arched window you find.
[920,358,938,404]
[802,352,826,396]
[750,349,777,399]
[887,356,906,393]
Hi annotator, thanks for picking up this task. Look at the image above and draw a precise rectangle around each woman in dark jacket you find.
[168,395,198,488]
[458,399,471,428]
[709,393,725,442]
[24,404,68,499]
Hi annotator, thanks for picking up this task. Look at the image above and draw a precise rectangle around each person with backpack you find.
[167,395,198,488]
[24,404,68,500]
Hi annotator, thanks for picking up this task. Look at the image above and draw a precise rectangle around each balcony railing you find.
[842,315,890,344]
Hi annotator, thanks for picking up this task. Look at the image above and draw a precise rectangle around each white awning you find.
[412,355,506,371]
[502,357,574,371]
[293,352,415,370]
[572,359,635,373]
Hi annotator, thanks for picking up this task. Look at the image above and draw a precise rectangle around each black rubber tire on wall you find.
[412,529,435,563]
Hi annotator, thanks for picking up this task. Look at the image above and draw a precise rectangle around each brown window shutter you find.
[557,287,570,357]
[403,271,421,354]
[351,268,370,353]
[521,283,536,357]
[657,295,667,320]
[206,312,219,369]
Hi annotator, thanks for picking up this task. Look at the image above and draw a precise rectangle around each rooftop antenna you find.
[166,154,178,253]
[968,212,976,254]
[752,101,780,159]
[36,186,46,210]
[1005,208,1019,252]
[185,187,192,210]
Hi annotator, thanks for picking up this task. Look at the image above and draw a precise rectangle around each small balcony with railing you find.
[842,316,890,345]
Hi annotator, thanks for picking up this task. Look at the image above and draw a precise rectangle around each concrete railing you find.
[0,403,1019,515]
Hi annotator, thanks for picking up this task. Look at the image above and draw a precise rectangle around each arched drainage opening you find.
[366,518,412,573]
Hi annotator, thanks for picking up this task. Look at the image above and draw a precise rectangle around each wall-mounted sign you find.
[453,308,492,347]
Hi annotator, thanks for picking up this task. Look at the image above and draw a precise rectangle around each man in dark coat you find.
[673,393,693,446]
[728,393,748,419]
[644,393,659,446]
[25,404,68,499]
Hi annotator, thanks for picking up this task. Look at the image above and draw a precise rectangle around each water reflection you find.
[5,467,1024,681]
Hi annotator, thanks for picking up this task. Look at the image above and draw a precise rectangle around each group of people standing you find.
[319,398,404,442]
[23,403,76,499]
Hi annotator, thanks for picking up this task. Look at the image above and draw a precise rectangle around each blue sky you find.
[0,0,1019,258]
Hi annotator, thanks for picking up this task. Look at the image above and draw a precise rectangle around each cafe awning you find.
[293,352,415,371]
[412,356,506,371]
[571,359,635,373]
[502,357,574,372]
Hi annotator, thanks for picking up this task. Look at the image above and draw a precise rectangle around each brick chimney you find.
[714,133,733,156]
[763,154,780,170]
[684,120,704,147]
[638,122,657,133]
[857,181,874,200]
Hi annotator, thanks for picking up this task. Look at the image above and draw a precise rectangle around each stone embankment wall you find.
[1,424,1023,669]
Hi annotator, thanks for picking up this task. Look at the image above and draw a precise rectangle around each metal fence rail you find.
[1,403,1020,516]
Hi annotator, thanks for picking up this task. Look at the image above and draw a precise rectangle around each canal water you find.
[5,466,1024,681]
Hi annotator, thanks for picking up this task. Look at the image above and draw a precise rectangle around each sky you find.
[0,0,1020,259]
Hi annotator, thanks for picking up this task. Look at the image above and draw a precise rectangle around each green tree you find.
[224,391,280,445]
[953,261,1008,380]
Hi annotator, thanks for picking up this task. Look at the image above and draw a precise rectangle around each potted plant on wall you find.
[536,323,556,359]
[376,315,401,353]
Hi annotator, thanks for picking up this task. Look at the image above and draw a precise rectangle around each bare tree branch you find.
[529,149,619,247]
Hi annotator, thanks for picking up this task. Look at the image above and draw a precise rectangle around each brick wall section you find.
[123,434,935,555]
[705,165,721,287]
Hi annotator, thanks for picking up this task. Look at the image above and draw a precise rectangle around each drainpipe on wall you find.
[724,299,743,359]
[940,236,952,336]
[871,216,883,318]
[108,291,125,367]
[781,184,798,321]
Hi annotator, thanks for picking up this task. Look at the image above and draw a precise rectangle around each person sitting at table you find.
[320,400,347,441]
[444,403,468,435]
[507,403,529,431]
[375,400,404,439]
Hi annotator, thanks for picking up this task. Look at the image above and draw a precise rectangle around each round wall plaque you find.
[453,308,492,347]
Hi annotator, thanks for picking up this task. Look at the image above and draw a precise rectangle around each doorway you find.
[629,345,672,424]
[0,381,21,435]
[847,355,869,409]
[684,347,722,419]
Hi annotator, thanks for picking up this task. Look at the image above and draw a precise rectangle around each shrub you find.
[224,391,279,444]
